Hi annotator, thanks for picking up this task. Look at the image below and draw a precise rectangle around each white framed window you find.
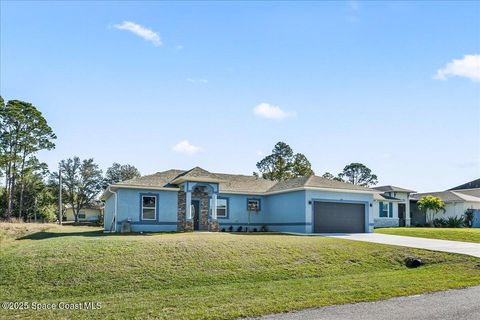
[210,198,228,218]
[78,210,86,219]
[142,195,156,220]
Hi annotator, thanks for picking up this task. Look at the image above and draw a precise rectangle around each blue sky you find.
[1,1,479,192]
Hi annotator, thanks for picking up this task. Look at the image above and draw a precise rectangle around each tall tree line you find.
[0,97,56,219]
[255,141,378,187]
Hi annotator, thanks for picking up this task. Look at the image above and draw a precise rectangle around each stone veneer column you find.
[200,192,209,231]
[177,190,193,232]
[177,191,186,232]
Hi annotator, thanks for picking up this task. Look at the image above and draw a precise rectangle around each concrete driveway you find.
[319,233,480,258]
[255,285,480,320]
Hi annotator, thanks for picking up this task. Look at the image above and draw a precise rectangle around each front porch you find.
[177,182,219,232]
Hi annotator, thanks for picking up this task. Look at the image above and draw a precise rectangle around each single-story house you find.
[65,202,103,222]
[372,185,416,227]
[410,178,480,226]
[102,167,380,233]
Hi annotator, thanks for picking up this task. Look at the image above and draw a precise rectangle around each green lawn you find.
[376,227,480,243]
[1,223,480,320]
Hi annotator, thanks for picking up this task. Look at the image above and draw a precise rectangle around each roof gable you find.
[373,185,416,193]
[170,167,222,184]
[411,190,480,203]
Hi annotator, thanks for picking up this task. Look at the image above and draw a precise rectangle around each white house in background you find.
[410,182,480,226]
[372,185,416,227]
[65,202,103,222]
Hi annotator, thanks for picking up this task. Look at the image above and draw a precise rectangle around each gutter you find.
[103,186,118,233]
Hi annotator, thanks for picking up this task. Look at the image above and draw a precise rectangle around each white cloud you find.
[433,54,480,82]
[114,21,162,47]
[173,140,201,155]
[186,78,208,84]
[253,103,296,120]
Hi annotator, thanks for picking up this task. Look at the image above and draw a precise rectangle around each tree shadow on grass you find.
[16,229,153,240]
[17,230,110,240]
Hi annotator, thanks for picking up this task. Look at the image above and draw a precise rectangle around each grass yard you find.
[376,227,480,243]
[1,224,480,320]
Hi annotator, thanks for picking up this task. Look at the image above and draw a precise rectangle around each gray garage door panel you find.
[314,201,365,233]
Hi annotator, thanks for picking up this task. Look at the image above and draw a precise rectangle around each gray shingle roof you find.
[171,166,222,182]
[373,193,402,201]
[215,173,277,193]
[116,169,184,188]
[304,176,377,192]
[455,189,480,198]
[114,167,377,194]
[373,185,416,193]
[449,178,480,190]
[267,175,376,193]
[411,190,480,203]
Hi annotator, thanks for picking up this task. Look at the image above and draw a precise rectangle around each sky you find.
[1,1,479,192]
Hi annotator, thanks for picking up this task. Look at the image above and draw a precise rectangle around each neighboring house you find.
[102,167,380,234]
[65,202,103,222]
[449,178,480,191]
[372,185,416,227]
[410,178,480,225]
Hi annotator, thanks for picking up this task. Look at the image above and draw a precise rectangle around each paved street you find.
[255,286,480,320]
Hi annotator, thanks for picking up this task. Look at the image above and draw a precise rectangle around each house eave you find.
[101,184,181,200]
[102,184,378,199]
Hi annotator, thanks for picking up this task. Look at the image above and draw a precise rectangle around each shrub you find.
[446,216,465,228]
[433,218,447,228]
[433,217,465,228]
[464,210,474,228]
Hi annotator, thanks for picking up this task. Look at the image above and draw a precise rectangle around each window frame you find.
[141,194,157,221]
[78,210,86,219]
[246,198,261,212]
[210,197,229,219]
[380,201,389,218]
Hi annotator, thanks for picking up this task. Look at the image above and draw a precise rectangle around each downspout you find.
[107,187,118,233]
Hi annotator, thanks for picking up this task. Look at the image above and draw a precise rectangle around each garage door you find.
[313,201,365,233]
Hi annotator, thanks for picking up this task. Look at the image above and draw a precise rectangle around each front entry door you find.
[398,203,406,227]
[192,200,200,231]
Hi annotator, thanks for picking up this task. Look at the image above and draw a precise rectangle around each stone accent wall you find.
[184,220,193,232]
[374,218,400,228]
[177,188,219,232]
[177,191,187,232]
[210,220,219,232]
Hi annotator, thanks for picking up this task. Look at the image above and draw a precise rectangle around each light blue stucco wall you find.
[305,190,375,233]
[262,191,307,233]
[105,188,178,232]
[215,192,307,233]
[104,186,375,233]
[216,193,267,231]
